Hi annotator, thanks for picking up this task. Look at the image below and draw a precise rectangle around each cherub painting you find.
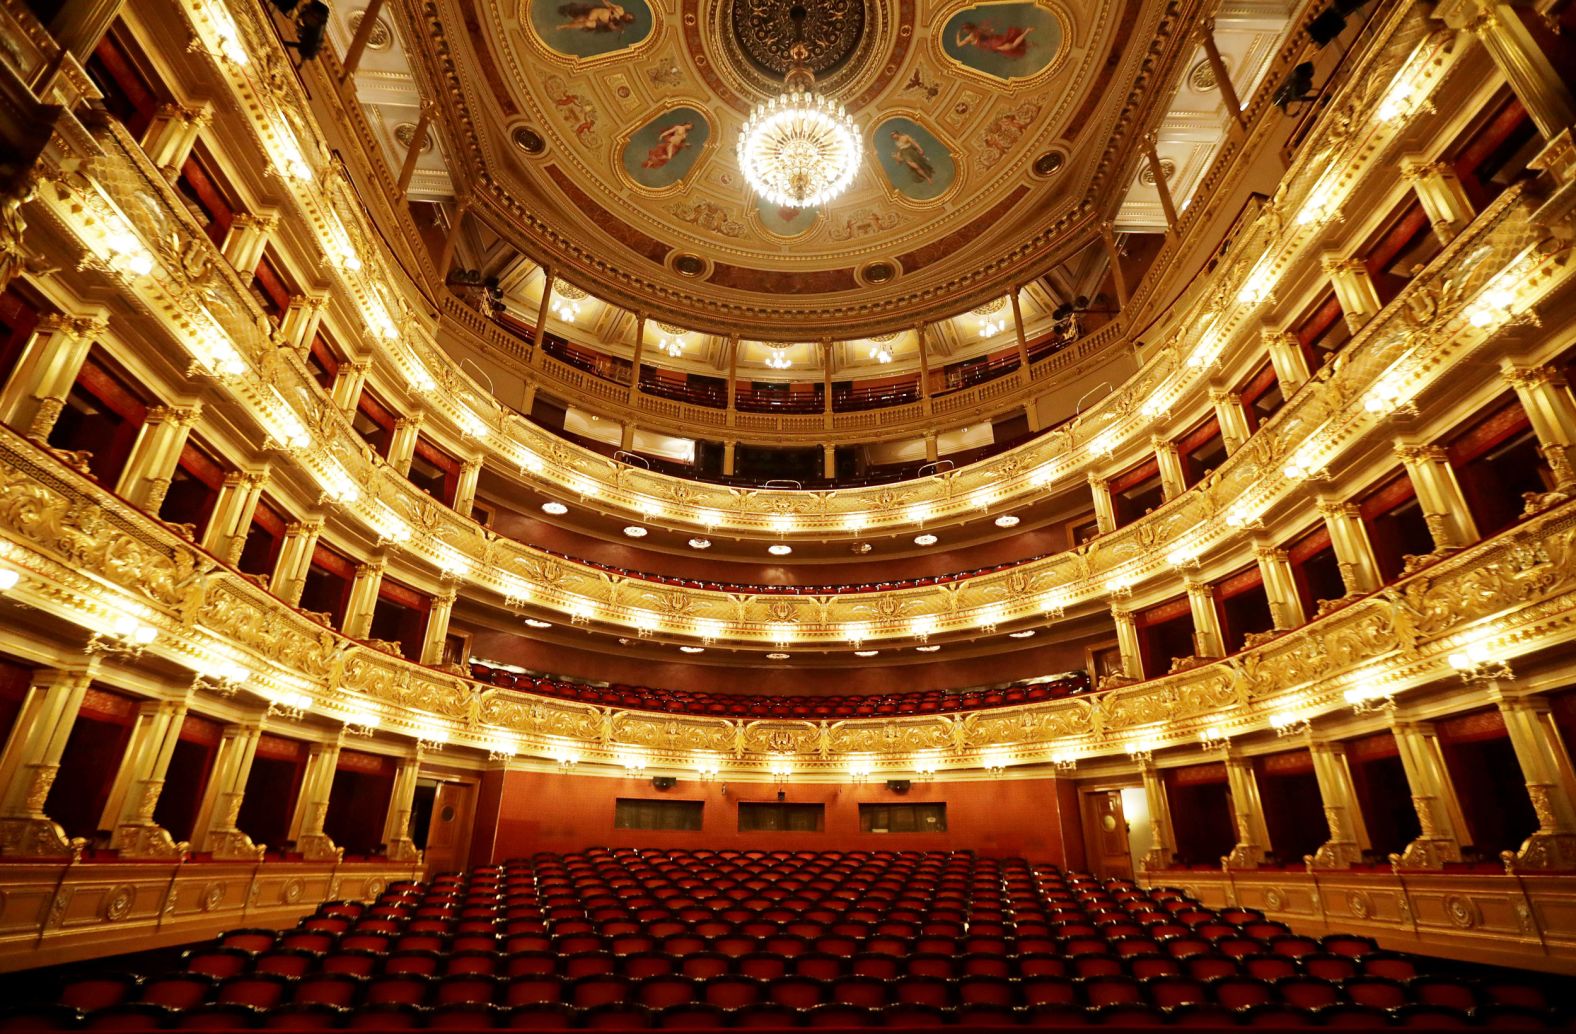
[873,117,954,202]
[941,1,1061,81]
[529,0,653,59]
[622,107,710,189]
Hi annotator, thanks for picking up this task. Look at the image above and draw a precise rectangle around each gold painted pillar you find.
[221,212,278,275]
[628,313,647,404]
[420,585,459,666]
[1395,441,1478,550]
[725,334,740,415]
[1262,327,1311,397]
[103,698,189,858]
[141,103,212,182]
[1210,388,1252,455]
[1493,690,1576,869]
[1307,738,1370,868]
[1501,361,1576,489]
[271,519,324,606]
[1185,580,1223,659]
[280,295,327,354]
[1390,718,1467,869]
[49,0,123,58]
[1316,498,1382,595]
[289,739,344,862]
[1100,222,1129,310]
[436,195,470,277]
[1089,474,1117,534]
[531,268,555,364]
[383,754,423,863]
[1448,0,1575,139]
[198,468,267,563]
[1137,759,1177,872]
[0,312,105,441]
[915,323,933,415]
[722,441,736,477]
[823,443,836,480]
[453,457,482,518]
[1142,132,1180,234]
[1153,436,1186,500]
[1111,606,1143,679]
[1322,256,1383,332]
[1195,18,1247,134]
[1009,289,1031,382]
[1222,749,1270,868]
[190,722,264,860]
[396,102,436,197]
[1401,158,1477,245]
[117,404,201,512]
[1253,543,1305,629]
[0,665,96,857]
[331,358,371,413]
[343,556,388,640]
[387,413,423,477]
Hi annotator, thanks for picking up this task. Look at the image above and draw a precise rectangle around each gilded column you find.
[1400,158,1477,244]
[48,0,124,57]
[822,443,836,480]
[1089,475,1117,535]
[1447,0,1575,139]
[915,323,933,415]
[1142,132,1180,234]
[722,441,736,477]
[1111,606,1143,680]
[1395,441,1478,550]
[1390,718,1466,869]
[1316,498,1382,596]
[1195,18,1247,134]
[289,739,344,862]
[1253,543,1306,629]
[452,457,482,518]
[1501,361,1576,489]
[103,699,189,859]
[342,556,388,640]
[420,585,459,666]
[280,295,327,353]
[0,312,105,441]
[396,102,436,197]
[1137,759,1177,872]
[116,404,201,512]
[1493,690,1576,869]
[221,212,278,275]
[1153,436,1186,500]
[1210,388,1252,455]
[0,665,96,857]
[1307,738,1370,868]
[1322,256,1383,332]
[1222,749,1270,868]
[271,519,323,606]
[628,312,647,404]
[190,723,265,860]
[1185,580,1223,659]
[338,0,390,81]
[436,195,470,277]
[331,358,371,413]
[387,413,423,476]
[1262,327,1311,397]
[383,754,423,863]
[201,468,268,564]
[1099,222,1129,311]
[141,103,213,182]
[1009,288,1031,383]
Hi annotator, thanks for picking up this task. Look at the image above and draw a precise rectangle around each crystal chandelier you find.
[738,40,862,207]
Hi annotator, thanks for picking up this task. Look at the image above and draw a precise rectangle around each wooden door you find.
[1083,790,1133,880]
[421,781,474,876]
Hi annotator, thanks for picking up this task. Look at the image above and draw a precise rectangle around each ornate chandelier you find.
[738,41,861,208]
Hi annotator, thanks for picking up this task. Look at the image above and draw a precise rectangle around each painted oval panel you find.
[528,0,654,60]
[622,108,711,190]
[873,117,955,203]
[755,195,819,238]
[941,1,1062,82]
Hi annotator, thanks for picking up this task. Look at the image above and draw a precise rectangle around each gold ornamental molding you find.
[5,422,1576,776]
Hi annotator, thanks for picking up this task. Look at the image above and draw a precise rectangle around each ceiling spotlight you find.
[915,645,941,653]
[688,537,712,550]
[914,534,938,546]
[994,515,1020,528]
[623,526,648,538]
[1008,630,1036,639]
[767,652,790,660]
[524,618,553,629]
[680,646,705,654]
[541,501,568,515]
[854,650,879,658]
[769,544,793,556]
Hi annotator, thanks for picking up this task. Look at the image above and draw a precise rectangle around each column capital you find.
[394,413,425,431]
[1320,254,1365,275]
[1394,441,1448,465]
[284,517,325,537]
[1251,543,1287,563]
[1150,434,1176,453]
[357,556,389,576]
[1087,472,1109,490]
[1315,497,1360,520]
[1500,361,1564,390]
[1399,156,1451,181]
[1191,15,1217,41]
[1111,604,1135,622]
[434,588,459,608]
[1184,579,1214,598]
[37,312,108,340]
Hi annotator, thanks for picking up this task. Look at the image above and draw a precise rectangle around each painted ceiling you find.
[363,0,1292,337]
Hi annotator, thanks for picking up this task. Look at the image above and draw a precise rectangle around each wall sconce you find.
[1105,576,1133,600]
[696,758,720,782]
[265,692,311,721]
[86,614,159,659]
[416,727,449,753]
[1165,545,1201,571]
[1447,641,1513,684]
[553,745,580,770]
[1050,751,1078,773]
[193,662,250,697]
[488,736,518,762]
[1125,738,1157,763]
[344,711,380,738]
[1270,712,1311,737]
[982,752,1009,777]
[848,758,873,785]
[913,756,938,781]
[1224,505,1263,531]
[1198,726,1230,752]
[769,758,792,787]
[1343,686,1395,716]
[1040,592,1067,619]
[622,754,648,777]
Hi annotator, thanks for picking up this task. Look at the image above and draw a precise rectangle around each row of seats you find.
[465,672,1093,718]
[22,852,1561,1030]
[528,546,1060,597]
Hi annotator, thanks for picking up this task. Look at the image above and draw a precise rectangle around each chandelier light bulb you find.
[739,39,862,208]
